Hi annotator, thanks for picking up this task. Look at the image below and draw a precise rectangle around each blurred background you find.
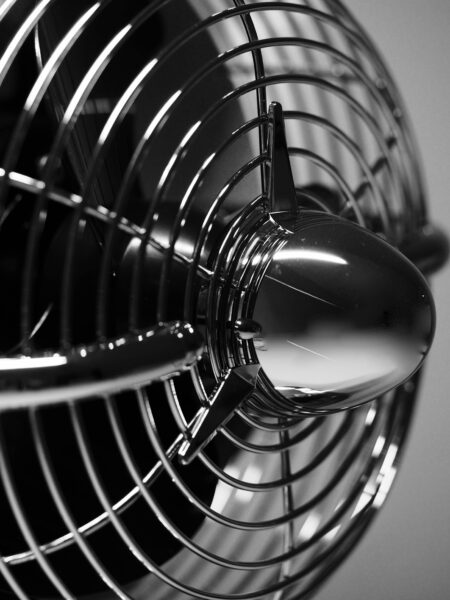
[318,2,450,599]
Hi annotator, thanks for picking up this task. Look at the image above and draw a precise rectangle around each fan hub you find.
[253,210,435,413]
[208,206,435,415]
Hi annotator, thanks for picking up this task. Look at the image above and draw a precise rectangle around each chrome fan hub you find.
[207,202,435,417]
[252,210,435,414]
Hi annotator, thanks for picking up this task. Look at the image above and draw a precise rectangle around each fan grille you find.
[0,1,426,598]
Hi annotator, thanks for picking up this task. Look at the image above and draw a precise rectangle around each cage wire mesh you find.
[0,0,428,599]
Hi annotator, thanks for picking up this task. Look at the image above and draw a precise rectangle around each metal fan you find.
[0,1,447,599]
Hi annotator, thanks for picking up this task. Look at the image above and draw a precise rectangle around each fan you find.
[0,1,447,599]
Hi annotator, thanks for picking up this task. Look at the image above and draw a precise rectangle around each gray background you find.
[317,2,450,599]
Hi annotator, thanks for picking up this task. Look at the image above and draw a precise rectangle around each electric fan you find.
[0,1,447,599]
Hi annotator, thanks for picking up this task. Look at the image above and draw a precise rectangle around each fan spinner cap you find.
[251,209,435,413]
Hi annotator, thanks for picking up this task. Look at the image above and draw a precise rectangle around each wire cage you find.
[0,1,444,599]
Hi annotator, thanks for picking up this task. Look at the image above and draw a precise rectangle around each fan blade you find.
[178,364,260,465]
[267,101,298,224]
[0,321,203,410]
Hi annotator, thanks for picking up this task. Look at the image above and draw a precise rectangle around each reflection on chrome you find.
[352,484,377,517]
[273,248,347,265]
[365,406,377,426]
[235,464,262,504]
[298,512,320,541]
[252,211,435,413]
[211,462,264,512]
[375,443,400,507]
[0,321,203,409]
[0,354,67,370]
[323,524,341,542]
[372,435,387,459]
[259,330,422,393]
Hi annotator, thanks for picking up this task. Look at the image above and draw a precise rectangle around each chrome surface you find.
[178,364,260,465]
[234,319,262,340]
[0,321,203,410]
[253,211,435,413]
[0,1,445,599]
[267,101,297,222]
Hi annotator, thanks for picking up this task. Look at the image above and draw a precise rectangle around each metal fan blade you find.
[267,101,298,224]
[178,364,260,465]
[0,321,203,410]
